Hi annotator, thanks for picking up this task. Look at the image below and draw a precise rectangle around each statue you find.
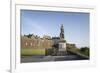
[60,24,64,40]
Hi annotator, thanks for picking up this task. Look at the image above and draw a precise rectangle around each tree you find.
[80,47,89,52]
[80,47,89,56]
[52,47,58,56]
[45,49,53,56]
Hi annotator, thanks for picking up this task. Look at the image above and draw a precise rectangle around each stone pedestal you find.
[59,43,66,51]
[58,39,67,55]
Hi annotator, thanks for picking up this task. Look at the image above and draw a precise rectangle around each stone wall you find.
[21,36,53,49]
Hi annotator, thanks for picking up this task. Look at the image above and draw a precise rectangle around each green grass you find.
[68,48,89,57]
[21,48,45,56]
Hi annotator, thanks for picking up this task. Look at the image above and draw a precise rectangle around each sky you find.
[21,10,90,48]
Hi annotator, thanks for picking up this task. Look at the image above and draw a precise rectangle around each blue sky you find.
[21,10,89,48]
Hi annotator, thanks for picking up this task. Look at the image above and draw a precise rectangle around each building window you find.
[25,42,27,46]
[30,42,32,46]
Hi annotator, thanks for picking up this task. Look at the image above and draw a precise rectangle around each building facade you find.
[21,35,53,49]
[21,24,69,53]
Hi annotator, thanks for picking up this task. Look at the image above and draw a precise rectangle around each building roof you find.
[52,37,60,39]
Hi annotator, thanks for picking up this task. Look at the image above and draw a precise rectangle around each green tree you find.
[80,47,89,56]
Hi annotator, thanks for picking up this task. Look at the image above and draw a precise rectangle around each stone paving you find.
[21,55,89,63]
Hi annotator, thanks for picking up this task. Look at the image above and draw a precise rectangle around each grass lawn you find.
[21,48,45,56]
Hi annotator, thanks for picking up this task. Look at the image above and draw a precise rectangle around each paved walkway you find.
[21,55,89,63]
